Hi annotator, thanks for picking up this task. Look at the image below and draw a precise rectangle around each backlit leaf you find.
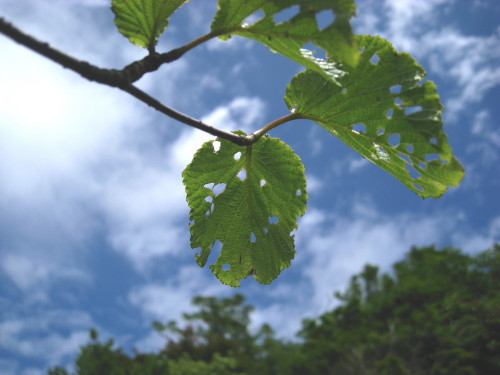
[182,132,307,286]
[285,35,464,197]
[212,0,359,70]
[111,0,188,50]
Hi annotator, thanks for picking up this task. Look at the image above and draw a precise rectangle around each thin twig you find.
[121,85,252,145]
[250,112,304,140]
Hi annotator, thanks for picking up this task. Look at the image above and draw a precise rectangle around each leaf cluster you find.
[0,0,465,286]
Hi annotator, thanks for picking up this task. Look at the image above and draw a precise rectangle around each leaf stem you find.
[250,112,304,140]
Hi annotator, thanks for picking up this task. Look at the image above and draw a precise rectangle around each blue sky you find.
[1,0,499,373]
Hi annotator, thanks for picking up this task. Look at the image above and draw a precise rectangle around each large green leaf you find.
[111,0,188,50]
[182,133,307,286]
[285,35,464,197]
[212,0,359,69]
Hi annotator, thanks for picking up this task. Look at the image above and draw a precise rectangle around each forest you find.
[49,244,500,375]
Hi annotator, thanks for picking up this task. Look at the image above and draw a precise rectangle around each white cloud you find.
[0,310,92,366]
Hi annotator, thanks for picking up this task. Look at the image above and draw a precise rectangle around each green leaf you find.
[182,132,307,286]
[212,0,359,69]
[285,35,464,197]
[111,0,188,50]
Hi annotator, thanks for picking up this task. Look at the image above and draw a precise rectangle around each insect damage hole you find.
[352,123,366,134]
[370,54,380,64]
[207,239,223,267]
[237,169,247,181]
[390,84,402,94]
[242,9,264,26]
[404,105,423,115]
[406,164,421,179]
[315,9,335,30]
[234,151,241,161]
[388,133,400,147]
[213,183,226,197]
[386,108,393,118]
[250,232,256,242]
[273,5,300,24]
[260,179,266,187]
[222,263,230,271]
[268,216,279,224]
[212,140,221,152]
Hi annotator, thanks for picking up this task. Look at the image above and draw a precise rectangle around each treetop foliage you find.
[0,0,464,286]
[49,244,500,375]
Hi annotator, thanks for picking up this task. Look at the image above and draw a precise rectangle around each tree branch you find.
[0,17,223,86]
[0,17,295,146]
[120,85,252,145]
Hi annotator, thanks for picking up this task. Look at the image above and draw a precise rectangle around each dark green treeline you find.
[49,244,500,375]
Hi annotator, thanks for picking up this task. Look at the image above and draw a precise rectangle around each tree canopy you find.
[49,244,499,375]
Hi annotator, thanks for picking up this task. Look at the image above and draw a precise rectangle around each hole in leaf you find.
[425,153,439,161]
[213,140,221,152]
[242,9,264,26]
[222,263,230,271]
[296,189,302,196]
[211,203,215,212]
[290,104,297,113]
[205,210,210,216]
[418,161,427,169]
[359,46,365,53]
[394,97,402,106]
[205,196,213,203]
[264,227,269,234]
[213,183,226,196]
[352,123,366,134]
[377,128,385,136]
[405,105,423,115]
[413,182,423,191]
[430,137,438,144]
[237,169,247,181]
[370,54,380,64]
[207,239,223,266]
[390,84,402,94]
[234,151,241,161]
[250,232,256,242]
[260,179,266,187]
[386,108,393,118]
[388,133,400,147]
[268,216,279,224]
[399,153,411,163]
[315,9,335,29]
[406,144,414,153]
[204,183,214,190]
[406,164,421,179]
[273,5,300,24]
[341,87,347,93]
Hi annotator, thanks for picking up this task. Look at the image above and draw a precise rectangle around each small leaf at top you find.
[111,0,188,50]
[212,0,359,70]
[285,35,464,198]
[182,132,307,286]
